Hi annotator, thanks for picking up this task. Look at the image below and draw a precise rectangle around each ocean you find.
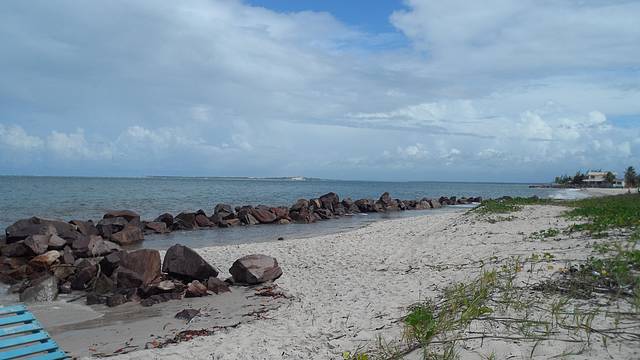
[0,176,581,249]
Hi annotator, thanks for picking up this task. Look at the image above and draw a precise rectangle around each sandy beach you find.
[106,202,639,360]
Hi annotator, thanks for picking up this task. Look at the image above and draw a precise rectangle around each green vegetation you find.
[347,194,640,359]
[475,197,556,215]
[565,194,640,234]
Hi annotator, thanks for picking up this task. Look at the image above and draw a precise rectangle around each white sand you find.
[583,187,639,197]
[110,205,638,359]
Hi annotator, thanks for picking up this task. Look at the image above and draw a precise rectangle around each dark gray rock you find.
[19,275,58,303]
[162,244,218,281]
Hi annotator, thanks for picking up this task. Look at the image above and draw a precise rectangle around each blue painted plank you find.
[30,350,68,360]
[0,339,59,359]
[0,306,26,316]
[0,313,35,327]
[0,332,49,350]
[0,323,42,337]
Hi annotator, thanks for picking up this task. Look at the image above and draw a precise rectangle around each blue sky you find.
[1,0,639,181]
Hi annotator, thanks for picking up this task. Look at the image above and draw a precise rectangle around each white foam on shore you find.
[549,188,590,200]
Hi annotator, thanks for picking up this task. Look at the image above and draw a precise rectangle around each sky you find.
[1,0,639,182]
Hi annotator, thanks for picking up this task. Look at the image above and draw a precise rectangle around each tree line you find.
[554,166,639,188]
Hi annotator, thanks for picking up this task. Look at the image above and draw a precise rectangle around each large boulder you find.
[342,198,360,213]
[110,224,144,245]
[0,256,33,284]
[24,235,51,255]
[355,199,376,212]
[162,244,218,281]
[173,212,198,230]
[19,275,58,303]
[270,207,290,220]
[70,220,99,237]
[87,236,121,257]
[29,250,61,270]
[290,208,314,223]
[290,199,309,212]
[378,192,399,211]
[250,208,277,224]
[195,214,214,227]
[214,204,234,217]
[5,217,79,244]
[96,217,128,238]
[144,221,169,234]
[1,242,32,257]
[116,249,161,289]
[229,254,282,285]
[319,192,340,212]
[154,213,174,228]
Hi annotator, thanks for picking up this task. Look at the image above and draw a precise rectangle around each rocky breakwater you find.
[139,192,482,235]
[1,211,283,308]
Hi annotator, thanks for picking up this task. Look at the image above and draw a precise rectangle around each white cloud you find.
[0,124,44,151]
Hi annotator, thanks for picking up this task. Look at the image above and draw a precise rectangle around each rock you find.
[319,192,340,212]
[290,199,309,212]
[117,249,161,288]
[47,234,67,250]
[62,246,75,265]
[162,244,218,281]
[103,210,140,223]
[379,192,399,211]
[111,224,144,245]
[229,254,283,285]
[52,265,75,281]
[240,213,259,225]
[173,212,198,230]
[24,235,50,255]
[214,204,233,217]
[314,209,333,220]
[219,218,240,227]
[185,280,208,297]
[270,207,289,220]
[70,220,99,237]
[355,199,375,212]
[99,251,122,276]
[106,294,129,307]
[195,214,214,227]
[250,208,277,224]
[141,279,184,297]
[58,281,72,294]
[342,198,360,213]
[140,292,182,307]
[86,293,108,305]
[333,203,347,216]
[94,274,115,294]
[19,275,58,303]
[5,219,57,244]
[429,199,442,209]
[144,221,168,234]
[289,208,314,223]
[5,217,80,244]
[87,236,121,257]
[308,199,321,210]
[29,250,61,269]
[71,263,97,290]
[1,241,32,257]
[0,257,33,284]
[277,219,290,225]
[96,217,128,238]
[175,308,200,321]
[71,236,91,255]
[206,277,231,294]
[154,213,174,228]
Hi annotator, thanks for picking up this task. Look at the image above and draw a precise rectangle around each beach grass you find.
[350,194,640,359]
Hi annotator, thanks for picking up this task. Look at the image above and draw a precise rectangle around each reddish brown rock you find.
[103,210,140,223]
[144,221,168,234]
[229,254,283,285]
[185,280,208,297]
[250,208,277,224]
[111,224,144,245]
[116,249,161,289]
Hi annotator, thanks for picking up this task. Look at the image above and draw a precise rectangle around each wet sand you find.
[29,286,283,358]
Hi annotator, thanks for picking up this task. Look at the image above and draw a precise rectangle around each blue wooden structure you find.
[0,305,67,359]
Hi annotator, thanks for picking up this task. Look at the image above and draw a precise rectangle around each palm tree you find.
[624,166,637,188]
[605,171,616,185]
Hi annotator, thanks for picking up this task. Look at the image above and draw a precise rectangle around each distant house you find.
[583,171,624,188]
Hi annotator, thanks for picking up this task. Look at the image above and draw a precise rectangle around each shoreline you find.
[108,201,633,359]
